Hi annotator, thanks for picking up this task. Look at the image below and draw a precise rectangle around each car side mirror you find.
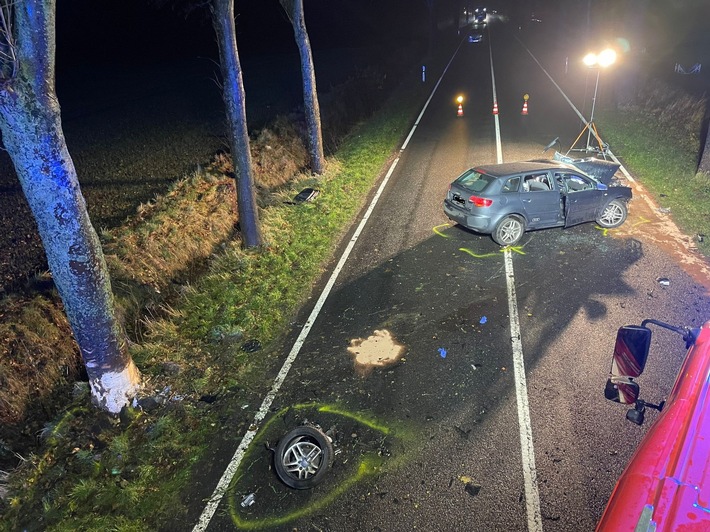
[596,182,608,191]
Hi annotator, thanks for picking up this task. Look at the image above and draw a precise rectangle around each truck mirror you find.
[610,326,652,378]
[604,378,640,405]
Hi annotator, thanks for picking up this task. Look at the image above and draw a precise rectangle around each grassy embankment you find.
[599,79,709,255]
[0,73,428,530]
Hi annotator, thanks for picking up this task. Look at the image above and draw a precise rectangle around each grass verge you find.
[0,77,427,531]
[599,107,710,256]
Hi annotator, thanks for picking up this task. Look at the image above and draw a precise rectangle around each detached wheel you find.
[597,199,627,228]
[492,215,525,246]
[274,426,333,489]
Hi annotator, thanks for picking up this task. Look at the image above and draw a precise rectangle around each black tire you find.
[596,199,627,228]
[274,426,333,489]
[492,215,525,246]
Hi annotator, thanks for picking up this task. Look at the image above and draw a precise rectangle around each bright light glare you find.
[598,48,617,67]
[583,53,598,67]
[456,95,464,104]
[584,49,617,68]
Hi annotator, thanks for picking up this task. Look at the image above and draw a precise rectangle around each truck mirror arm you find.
[626,399,665,426]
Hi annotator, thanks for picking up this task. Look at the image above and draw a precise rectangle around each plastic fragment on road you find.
[479,316,487,324]
[241,493,256,507]
[657,277,670,287]
[438,347,447,358]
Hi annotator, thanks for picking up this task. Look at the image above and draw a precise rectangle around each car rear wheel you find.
[492,215,525,246]
[596,199,627,228]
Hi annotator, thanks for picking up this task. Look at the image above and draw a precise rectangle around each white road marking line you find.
[505,252,543,531]
[489,33,543,532]
[192,43,465,532]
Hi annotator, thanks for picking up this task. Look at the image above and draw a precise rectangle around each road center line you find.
[489,32,543,532]
[192,43,465,532]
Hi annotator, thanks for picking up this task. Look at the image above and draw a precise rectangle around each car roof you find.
[474,160,574,178]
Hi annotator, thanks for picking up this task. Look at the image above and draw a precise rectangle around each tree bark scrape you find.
[0,0,140,413]
[90,361,141,414]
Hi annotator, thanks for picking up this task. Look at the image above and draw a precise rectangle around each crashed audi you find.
[443,154,632,246]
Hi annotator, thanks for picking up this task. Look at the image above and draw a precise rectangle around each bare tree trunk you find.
[281,0,325,175]
[0,0,140,413]
[211,0,262,248]
[699,125,710,176]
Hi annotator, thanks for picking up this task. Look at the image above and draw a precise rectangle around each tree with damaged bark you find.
[280,0,325,175]
[211,0,262,247]
[0,0,140,413]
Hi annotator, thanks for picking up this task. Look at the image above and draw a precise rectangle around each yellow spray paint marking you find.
[594,225,610,236]
[501,245,526,255]
[459,247,499,259]
[231,458,381,530]
[433,223,452,238]
[347,329,405,375]
[227,403,404,530]
[632,216,652,228]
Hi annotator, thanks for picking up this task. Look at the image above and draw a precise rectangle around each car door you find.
[520,171,562,228]
[557,172,605,227]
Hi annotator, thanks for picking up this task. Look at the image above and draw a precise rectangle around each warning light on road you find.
[456,95,464,117]
[523,93,530,101]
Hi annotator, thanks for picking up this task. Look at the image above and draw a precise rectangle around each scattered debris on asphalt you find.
[241,493,256,507]
[458,475,482,496]
[438,347,447,358]
[479,316,487,324]
[657,277,670,287]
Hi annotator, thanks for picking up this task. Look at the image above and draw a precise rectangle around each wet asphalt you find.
[190,21,710,532]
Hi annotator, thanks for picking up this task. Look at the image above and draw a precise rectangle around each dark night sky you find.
[53,0,708,95]
[55,0,432,69]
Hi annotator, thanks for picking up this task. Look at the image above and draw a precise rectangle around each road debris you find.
[241,493,256,507]
[656,277,670,287]
[438,347,447,358]
[479,316,487,324]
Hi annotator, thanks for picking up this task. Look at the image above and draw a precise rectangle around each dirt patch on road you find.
[614,174,710,293]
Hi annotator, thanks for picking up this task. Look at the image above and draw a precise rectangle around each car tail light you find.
[469,195,493,207]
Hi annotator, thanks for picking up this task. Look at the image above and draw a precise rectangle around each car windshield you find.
[454,169,495,192]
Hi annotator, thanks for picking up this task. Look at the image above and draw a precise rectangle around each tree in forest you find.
[210,0,262,247]
[280,0,325,175]
[0,0,140,413]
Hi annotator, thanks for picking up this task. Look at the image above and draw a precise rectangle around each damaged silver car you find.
[443,155,632,246]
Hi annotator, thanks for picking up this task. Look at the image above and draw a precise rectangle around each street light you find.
[583,48,617,152]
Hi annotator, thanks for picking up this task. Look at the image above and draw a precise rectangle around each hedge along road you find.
[190,20,710,532]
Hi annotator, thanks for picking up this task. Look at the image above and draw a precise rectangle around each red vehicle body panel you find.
[597,321,710,531]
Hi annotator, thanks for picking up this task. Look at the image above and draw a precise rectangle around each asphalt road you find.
[187,19,710,532]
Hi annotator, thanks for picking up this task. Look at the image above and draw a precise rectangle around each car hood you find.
[552,152,620,185]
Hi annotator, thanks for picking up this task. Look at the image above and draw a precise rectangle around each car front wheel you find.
[274,426,333,489]
[492,215,525,246]
[596,199,627,228]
